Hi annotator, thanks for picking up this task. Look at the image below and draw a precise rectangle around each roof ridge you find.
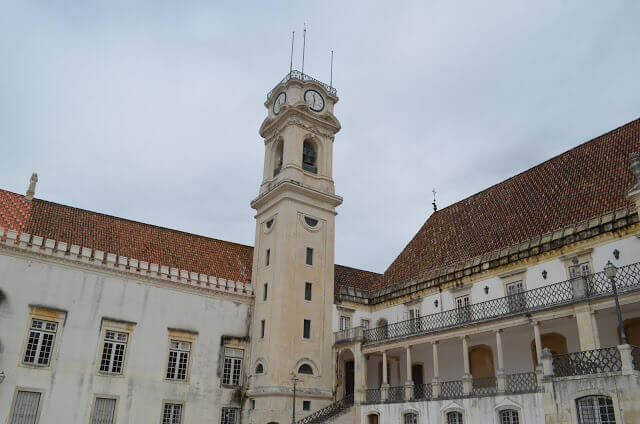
[335,263,382,275]
[0,188,254,250]
[435,116,640,216]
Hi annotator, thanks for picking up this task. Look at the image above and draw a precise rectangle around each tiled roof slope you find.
[0,189,254,283]
[380,118,640,290]
[335,264,381,291]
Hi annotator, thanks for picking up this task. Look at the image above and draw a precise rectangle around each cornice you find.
[259,105,341,140]
[251,179,343,212]
[0,227,254,303]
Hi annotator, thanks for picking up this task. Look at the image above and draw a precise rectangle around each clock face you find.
[273,92,286,115]
[304,89,325,112]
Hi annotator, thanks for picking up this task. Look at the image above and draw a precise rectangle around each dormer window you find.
[302,141,317,174]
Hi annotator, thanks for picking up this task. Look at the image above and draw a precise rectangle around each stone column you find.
[590,310,601,349]
[404,345,414,400]
[575,306,598,351]
[353,344,366,403]
[533,321,543,367]
[496,330,506,392]
[618,344,635,375]
[431,341,441,398]
[381,350,389,401]
[541,348,554,379]
[461,335,473,395]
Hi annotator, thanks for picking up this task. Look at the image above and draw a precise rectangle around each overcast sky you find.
[1,2,639,273]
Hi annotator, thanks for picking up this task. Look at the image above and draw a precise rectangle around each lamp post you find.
[604,261,627,345]
[0,369,5,384]
[291,374,299,424]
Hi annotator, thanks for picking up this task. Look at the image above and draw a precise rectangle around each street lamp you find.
[0,369,5,384]
[291,374,300,424]
[604,261,628,345]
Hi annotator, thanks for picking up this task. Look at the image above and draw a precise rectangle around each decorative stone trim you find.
[0,227,253,299]
[337,206,638,305]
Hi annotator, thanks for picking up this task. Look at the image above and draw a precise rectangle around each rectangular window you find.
[303,319,311,339]
[455,295,471,323]
[304,282,312,301]
[260,320,265,339]
[263,283,268,301]
[222,347,243,386]
[10,390,41,424]
[569,262,592,279]
[91,397,117,424]
[162,403,182,424]
[23,318,57,366]
[303,400,311,411]
[339,316,351,331]
[221,408,239,424]
[506,280,526,313]
[265,249,270,266]
[361,319,370,330]
[306,248,313,265]
[99,330,128,375]
[250,399,255,410]
[166,340,191,381]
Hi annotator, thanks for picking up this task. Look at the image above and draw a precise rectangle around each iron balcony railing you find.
[296,394,353,424]
[362,373,539,405]
[506,372,538,394]
[267,70,337,100]
[335,326,365,344]
[552,346,622,377]
[360,262,640,345]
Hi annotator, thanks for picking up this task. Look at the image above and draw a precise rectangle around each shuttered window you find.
[91,398,116,424]
[10,391,41,424]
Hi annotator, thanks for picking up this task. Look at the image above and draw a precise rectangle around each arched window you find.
[446,411,463,424]
[576,396,616,423]
[302,140,317,174]
[255,363,264,374]
[273,141,283,176]
[298,364,313,375]
[404,412,418,424]
[499,409,520,424]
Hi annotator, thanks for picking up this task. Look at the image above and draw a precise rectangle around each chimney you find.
[25,172,38,201]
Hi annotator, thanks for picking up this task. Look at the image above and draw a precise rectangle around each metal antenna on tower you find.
[432,188,438,212]
[330,50,334,87]
[289,31,295,74]
[301,24,307,75]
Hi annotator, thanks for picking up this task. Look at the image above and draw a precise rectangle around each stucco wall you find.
[0,251,251,423]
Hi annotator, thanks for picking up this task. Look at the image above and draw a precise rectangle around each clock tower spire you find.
[246,70,342,424]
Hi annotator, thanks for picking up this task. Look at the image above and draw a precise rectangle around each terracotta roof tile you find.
[380,118,640,290]
[334,264,381,291]
[0,190,254,284]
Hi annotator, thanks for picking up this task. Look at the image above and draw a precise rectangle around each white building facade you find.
[1,71,640,424]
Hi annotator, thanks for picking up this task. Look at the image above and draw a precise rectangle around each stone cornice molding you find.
[251,179,343,212]
[260,106,340,140]
[0,227,253,303]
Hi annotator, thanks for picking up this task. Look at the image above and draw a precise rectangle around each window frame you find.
[96,319,134,378]
[260,320,265,339]
[339,316,351,331]
[403,411,418,424]
[265,249,271,267]
[221,407,240,424]
[263,283,268,301]
[303,319,311,339]
[498,409,520,424]
[8,387,44,424]
[574,394,618,424]
[302,400,311,411]
[361,319,370,330]
[443,409,464,424]
[89,394,119,424]
[164,333,194,383]
[304,282,313,301]
[306,247,313,266]
[160,401,184,424]
[20,306,66,369]
[222,347,244,387]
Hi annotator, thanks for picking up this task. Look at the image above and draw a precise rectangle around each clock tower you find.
[245,71,342,424]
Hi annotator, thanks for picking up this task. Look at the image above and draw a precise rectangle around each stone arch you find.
[365,411,380,424]
[302,137,319,174]
[570,390,622,424]
[531,332,568,368]
[468,344,495,380]
[402,408,419,424]
[293,357,319,376]
[337,348,355,399]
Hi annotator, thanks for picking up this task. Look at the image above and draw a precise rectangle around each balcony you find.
[358,262,640,345]
[335,326,364,344]
[267,69,337,101]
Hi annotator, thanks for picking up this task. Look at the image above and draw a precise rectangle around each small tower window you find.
[255,363,264,374]
[298,364,313,375]
[304,217,318,227]
[302,140,317,174]
[260,320,265,339]
[306,248,313,265]
[273,141,283,177]
[304,282,312,301]
[303,320,311,339]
